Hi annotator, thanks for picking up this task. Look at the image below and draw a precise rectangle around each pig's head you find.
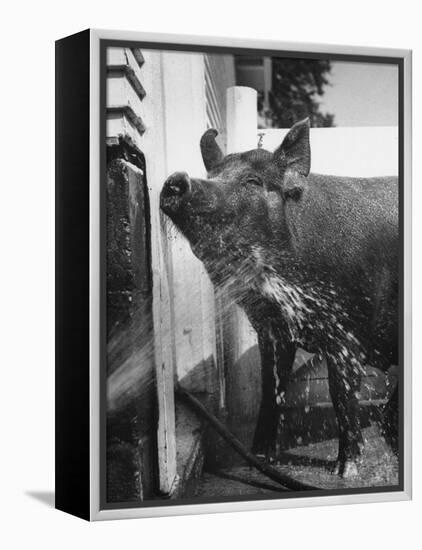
[160,119,311,286]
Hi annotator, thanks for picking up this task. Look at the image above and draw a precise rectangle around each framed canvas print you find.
[55,29,412,521]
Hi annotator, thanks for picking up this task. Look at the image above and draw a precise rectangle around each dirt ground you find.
[197,424,398,497]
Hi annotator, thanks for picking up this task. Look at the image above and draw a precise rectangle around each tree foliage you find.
[262,58,335,128]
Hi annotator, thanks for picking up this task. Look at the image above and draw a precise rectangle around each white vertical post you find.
[225,85,259,362]
[226,86,258,153]
[224,87,261,442]
[263,57,272,116]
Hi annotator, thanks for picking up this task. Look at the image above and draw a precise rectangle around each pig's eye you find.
[246,177,263,187]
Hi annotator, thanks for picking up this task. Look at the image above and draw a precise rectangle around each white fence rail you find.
[258,126,398,177]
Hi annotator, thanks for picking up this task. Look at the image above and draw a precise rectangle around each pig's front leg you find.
[326,358,363,478]
[252,331,296,461]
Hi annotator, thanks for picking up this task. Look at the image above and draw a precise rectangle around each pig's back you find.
[285,173,399,281]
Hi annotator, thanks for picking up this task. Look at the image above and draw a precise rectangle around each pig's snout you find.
[162,172,191,198]
[160,172,192,215]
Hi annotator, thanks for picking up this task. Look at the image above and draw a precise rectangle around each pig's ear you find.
[273,118,311,177]
[200,129,224,172]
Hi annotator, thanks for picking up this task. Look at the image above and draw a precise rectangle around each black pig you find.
[160,119,399,478]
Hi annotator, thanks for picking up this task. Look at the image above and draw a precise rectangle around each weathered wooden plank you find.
[138,50,178,496]
[105,156,155,502]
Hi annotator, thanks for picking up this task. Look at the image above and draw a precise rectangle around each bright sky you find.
[319,61,399,127]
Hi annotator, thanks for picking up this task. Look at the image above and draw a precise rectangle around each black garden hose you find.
[175,384,318,492]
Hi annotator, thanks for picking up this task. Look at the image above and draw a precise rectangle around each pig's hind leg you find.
[327,357,363,478]
[252,332,296,461]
